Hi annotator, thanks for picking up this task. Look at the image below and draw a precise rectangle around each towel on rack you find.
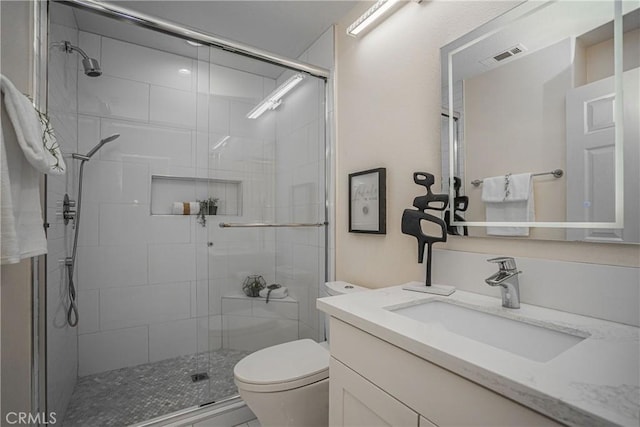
[172,202,201,215]
[481,173,534,236]
[1,74,66,264]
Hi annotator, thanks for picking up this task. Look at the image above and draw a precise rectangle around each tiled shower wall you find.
[46,6,80,420]
[73,32,279,376]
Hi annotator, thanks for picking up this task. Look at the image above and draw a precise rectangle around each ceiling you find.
[64,1,359,78]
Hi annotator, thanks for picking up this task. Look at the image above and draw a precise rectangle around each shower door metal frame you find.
[54,0,330,79]
[38,0,334,424]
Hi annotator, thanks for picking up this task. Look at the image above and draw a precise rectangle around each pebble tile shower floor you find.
[63,349,251,427]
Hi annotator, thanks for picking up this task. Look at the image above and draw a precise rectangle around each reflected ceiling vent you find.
[480,44,528,66]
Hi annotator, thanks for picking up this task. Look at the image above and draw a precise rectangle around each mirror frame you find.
[441,0,625,230]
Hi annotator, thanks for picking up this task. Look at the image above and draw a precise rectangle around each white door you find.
[566,68,639,242]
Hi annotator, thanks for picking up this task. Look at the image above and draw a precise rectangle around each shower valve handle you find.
[63,194,77,225]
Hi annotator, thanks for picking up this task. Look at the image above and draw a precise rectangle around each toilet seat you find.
[234,339,329,393]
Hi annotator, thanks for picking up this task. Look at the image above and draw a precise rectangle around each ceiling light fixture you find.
[347,0,400,37]
[247,73,305,119]
[178,68,191,75]
[186,40,204,47]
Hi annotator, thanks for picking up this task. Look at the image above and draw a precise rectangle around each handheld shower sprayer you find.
[64,133,120,327]
[72,134,120,161]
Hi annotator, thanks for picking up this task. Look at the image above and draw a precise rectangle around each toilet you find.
[233,281,366,427]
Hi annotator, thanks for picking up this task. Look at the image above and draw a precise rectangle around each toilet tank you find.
[321,281,367,341]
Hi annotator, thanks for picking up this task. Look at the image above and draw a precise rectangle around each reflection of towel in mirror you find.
[1,74,66,264]
[481,173,534,236]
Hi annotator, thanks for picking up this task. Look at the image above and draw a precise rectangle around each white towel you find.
[171,202,201,215]
[0,75,65,175]
[481,173,534,236]
[1,74,66,264]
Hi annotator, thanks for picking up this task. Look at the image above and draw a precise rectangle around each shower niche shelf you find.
[150,174,242,216]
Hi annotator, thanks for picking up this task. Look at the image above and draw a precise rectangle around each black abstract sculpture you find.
[401,172,449,287]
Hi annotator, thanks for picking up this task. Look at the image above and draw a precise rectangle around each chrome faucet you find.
[485,257,521,309]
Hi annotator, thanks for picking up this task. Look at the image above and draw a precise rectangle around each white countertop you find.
[317,284,640,427]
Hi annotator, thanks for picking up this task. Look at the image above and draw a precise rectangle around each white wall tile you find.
[194,131,210,171]
[78,74,149,121]
[99,203,150,246]
[78,289,100,334]
[210,64,265,99]
[198,315,222,352]
[209,96,230,134]
[82,160,150,204]
[149,243,196,284]
[149,319,197,362]
[100,119,193,167]
[191,280,209,318]
[230,100,275,140]
[101,37,193,91]
[208,279,223,315]
[223,316,298,352]
[222,298,252,316]
[49,9,78,35]
[149,215,191,244]
[77,114,100,156]
[77,245,148,289]
[100,282,191,330]
[150,86,196,129]
[48,61,78,115]
[76,202,99,247]
[78,326,148,376]
[252,299,298,320]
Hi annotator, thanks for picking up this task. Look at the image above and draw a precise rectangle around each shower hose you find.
[65,160,87,327]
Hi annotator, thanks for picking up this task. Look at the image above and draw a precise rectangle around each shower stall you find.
[44,1,331,425]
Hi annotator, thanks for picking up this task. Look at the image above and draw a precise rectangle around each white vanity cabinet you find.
[328,318,564,427]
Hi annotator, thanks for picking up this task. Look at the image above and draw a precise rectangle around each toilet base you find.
[237,378,329,427]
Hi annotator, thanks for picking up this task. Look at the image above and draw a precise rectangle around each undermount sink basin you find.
[389,301,586,362]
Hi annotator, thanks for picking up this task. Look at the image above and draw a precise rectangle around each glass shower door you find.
[201,48,327,403]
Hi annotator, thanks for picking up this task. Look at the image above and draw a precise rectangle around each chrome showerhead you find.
[59,41,102,77]
[82,57,102,77]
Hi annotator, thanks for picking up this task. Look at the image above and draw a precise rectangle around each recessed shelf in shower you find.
[150,175,243,216]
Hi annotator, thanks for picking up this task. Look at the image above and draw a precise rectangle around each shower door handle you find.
[219,222,327,228]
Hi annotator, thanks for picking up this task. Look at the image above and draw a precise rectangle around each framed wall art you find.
[349,168,386,234]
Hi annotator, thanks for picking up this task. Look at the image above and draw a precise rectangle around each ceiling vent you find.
[480,44,528,66]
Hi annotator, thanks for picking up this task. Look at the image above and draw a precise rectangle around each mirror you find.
[441,0,639,243]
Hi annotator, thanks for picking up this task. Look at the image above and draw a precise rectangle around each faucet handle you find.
[487,256,517,271]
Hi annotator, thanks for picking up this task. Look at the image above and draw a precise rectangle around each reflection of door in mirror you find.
[440,110,463,194]
[566,68,639,243]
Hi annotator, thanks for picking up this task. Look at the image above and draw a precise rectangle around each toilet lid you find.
[234,339,329,392]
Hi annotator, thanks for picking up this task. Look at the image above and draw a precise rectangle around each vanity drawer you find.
[330,317,565,427]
